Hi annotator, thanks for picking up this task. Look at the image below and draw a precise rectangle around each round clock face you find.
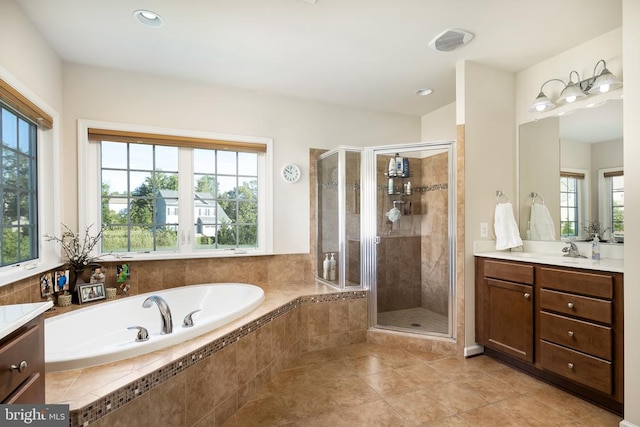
[282,164,301,183]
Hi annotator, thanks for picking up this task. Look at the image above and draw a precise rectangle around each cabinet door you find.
[484,278,534,362]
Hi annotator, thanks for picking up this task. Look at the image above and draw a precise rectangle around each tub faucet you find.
[142,295,173,334]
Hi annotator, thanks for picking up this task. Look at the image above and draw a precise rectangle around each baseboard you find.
[464,343,484,357]
[620,420,639,427]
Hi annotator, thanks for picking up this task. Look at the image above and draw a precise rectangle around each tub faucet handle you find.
[127,326,149,342]
[183,309,202,328]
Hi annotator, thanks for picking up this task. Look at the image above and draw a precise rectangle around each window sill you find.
[0,261,64,289]
[101,249,273,263]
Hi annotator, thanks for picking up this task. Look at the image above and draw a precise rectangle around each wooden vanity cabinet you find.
[476,259,534,362]
[475,257,624,415]
[0,315,45,404]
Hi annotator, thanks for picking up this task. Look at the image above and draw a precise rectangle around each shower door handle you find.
[374,236,381,245]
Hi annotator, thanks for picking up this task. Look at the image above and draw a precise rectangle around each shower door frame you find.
[362,141,457,339]
[316,146,363,289]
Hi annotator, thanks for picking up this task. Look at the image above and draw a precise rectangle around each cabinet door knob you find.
[524,293,531,299]
[10,361,28,373]
[567,302,574,309]
[567,330,574,337]
[567,363,574,369]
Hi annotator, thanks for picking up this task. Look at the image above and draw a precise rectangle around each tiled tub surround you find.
[45,283,369,426]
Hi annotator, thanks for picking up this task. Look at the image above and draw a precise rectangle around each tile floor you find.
[377,307,449,334]
[223,342,623,427]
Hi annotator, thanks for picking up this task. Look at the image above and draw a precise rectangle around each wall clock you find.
[281,163,301,183]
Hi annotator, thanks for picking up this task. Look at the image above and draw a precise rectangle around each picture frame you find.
[77,282,106,304]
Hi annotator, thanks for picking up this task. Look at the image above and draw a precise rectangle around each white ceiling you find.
[16,0,621,117]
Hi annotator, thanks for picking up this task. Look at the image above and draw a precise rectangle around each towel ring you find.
[496,190,509,203]
[530,192,545,204]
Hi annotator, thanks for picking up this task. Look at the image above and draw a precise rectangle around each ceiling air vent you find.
[428,29,474,52]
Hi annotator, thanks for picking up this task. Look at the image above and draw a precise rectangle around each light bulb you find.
[599,83,610,93]
[535,105,546,112]
[565,95,576,103]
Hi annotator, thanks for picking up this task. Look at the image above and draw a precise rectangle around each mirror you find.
[519,99,623,242]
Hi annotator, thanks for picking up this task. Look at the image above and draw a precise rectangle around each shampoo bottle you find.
[329,253,337,281]
[402,157,410,177]
[592,234,601,261]
[388,177,394,195]
[322,253,330,280]
[395,153,404,176]
[388,158,396,177]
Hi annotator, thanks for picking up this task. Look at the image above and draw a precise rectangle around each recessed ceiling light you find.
[415,88,434,96]
[133,9,164,28]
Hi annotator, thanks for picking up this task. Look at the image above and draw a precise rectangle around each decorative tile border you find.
[70,290,368,427]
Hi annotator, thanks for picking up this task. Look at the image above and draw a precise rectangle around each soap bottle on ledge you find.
[329,253,337,281]
[592,233,600,261]
[322,253,330,280]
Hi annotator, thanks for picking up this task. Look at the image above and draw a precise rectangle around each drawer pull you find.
[567,330,574,338]
[524,293,531,299]
[10,361,28,373]
[567,302,575,309]
[567,362,574,369]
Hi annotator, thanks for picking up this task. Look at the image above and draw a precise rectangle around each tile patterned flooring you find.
[377,307,449,334]
[222,342,623,427]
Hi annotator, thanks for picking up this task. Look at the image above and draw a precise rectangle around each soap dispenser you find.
[329,253,337,281]
[322,253,330,280]
[592,233,601,261]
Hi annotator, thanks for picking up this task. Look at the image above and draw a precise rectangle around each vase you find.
[68,268,86,304]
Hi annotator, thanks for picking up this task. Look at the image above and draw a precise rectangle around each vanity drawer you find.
[0,324,42,402]
[540,312,612,360]
[540,340,612,395]
[484,260,534,284]
[539,267,613,299]
[540,289,612,324]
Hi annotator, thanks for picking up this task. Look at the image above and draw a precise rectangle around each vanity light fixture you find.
[588,59,623,94]
[530,59,622,113]
[133,9,164,28]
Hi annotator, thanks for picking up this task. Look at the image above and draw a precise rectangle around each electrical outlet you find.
[480,222,489,238]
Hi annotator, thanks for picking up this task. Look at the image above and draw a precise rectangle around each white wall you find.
[622,1,640,425]
[459,61,517,349]
[0,1,63,112]
[420,102,456,142]
[62,64,420,254]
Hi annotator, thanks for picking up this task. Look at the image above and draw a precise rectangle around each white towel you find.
[530,203,556,240]
[494,202,523,250]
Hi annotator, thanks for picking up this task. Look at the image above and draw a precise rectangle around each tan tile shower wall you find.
[376,235,422,312]
[420,152,450,316]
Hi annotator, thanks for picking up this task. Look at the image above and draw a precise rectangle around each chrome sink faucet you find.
[562,242,586,258]
[142,295,173,334]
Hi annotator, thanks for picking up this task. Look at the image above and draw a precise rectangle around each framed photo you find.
[54,269,69,293]
[78,282,106,304]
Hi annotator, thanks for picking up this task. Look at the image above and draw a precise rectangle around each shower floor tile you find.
[377,307,448,334]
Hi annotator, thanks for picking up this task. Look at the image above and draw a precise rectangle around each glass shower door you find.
[363,142,455,337]
[316,147,361,288]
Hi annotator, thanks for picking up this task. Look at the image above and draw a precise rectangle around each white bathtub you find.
[45,283,264,372]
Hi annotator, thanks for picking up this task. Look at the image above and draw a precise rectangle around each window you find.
[560,175,579,237]
[83,123,272,258]
[0,103,38,267]
[611,175,624,234]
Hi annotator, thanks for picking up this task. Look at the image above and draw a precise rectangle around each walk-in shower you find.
[316,142,456,338]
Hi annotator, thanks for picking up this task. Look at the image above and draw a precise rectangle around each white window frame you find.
[559,168,588,240]
[598,167,624,237]
[0,69,61,286]
[77,119,273,261]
